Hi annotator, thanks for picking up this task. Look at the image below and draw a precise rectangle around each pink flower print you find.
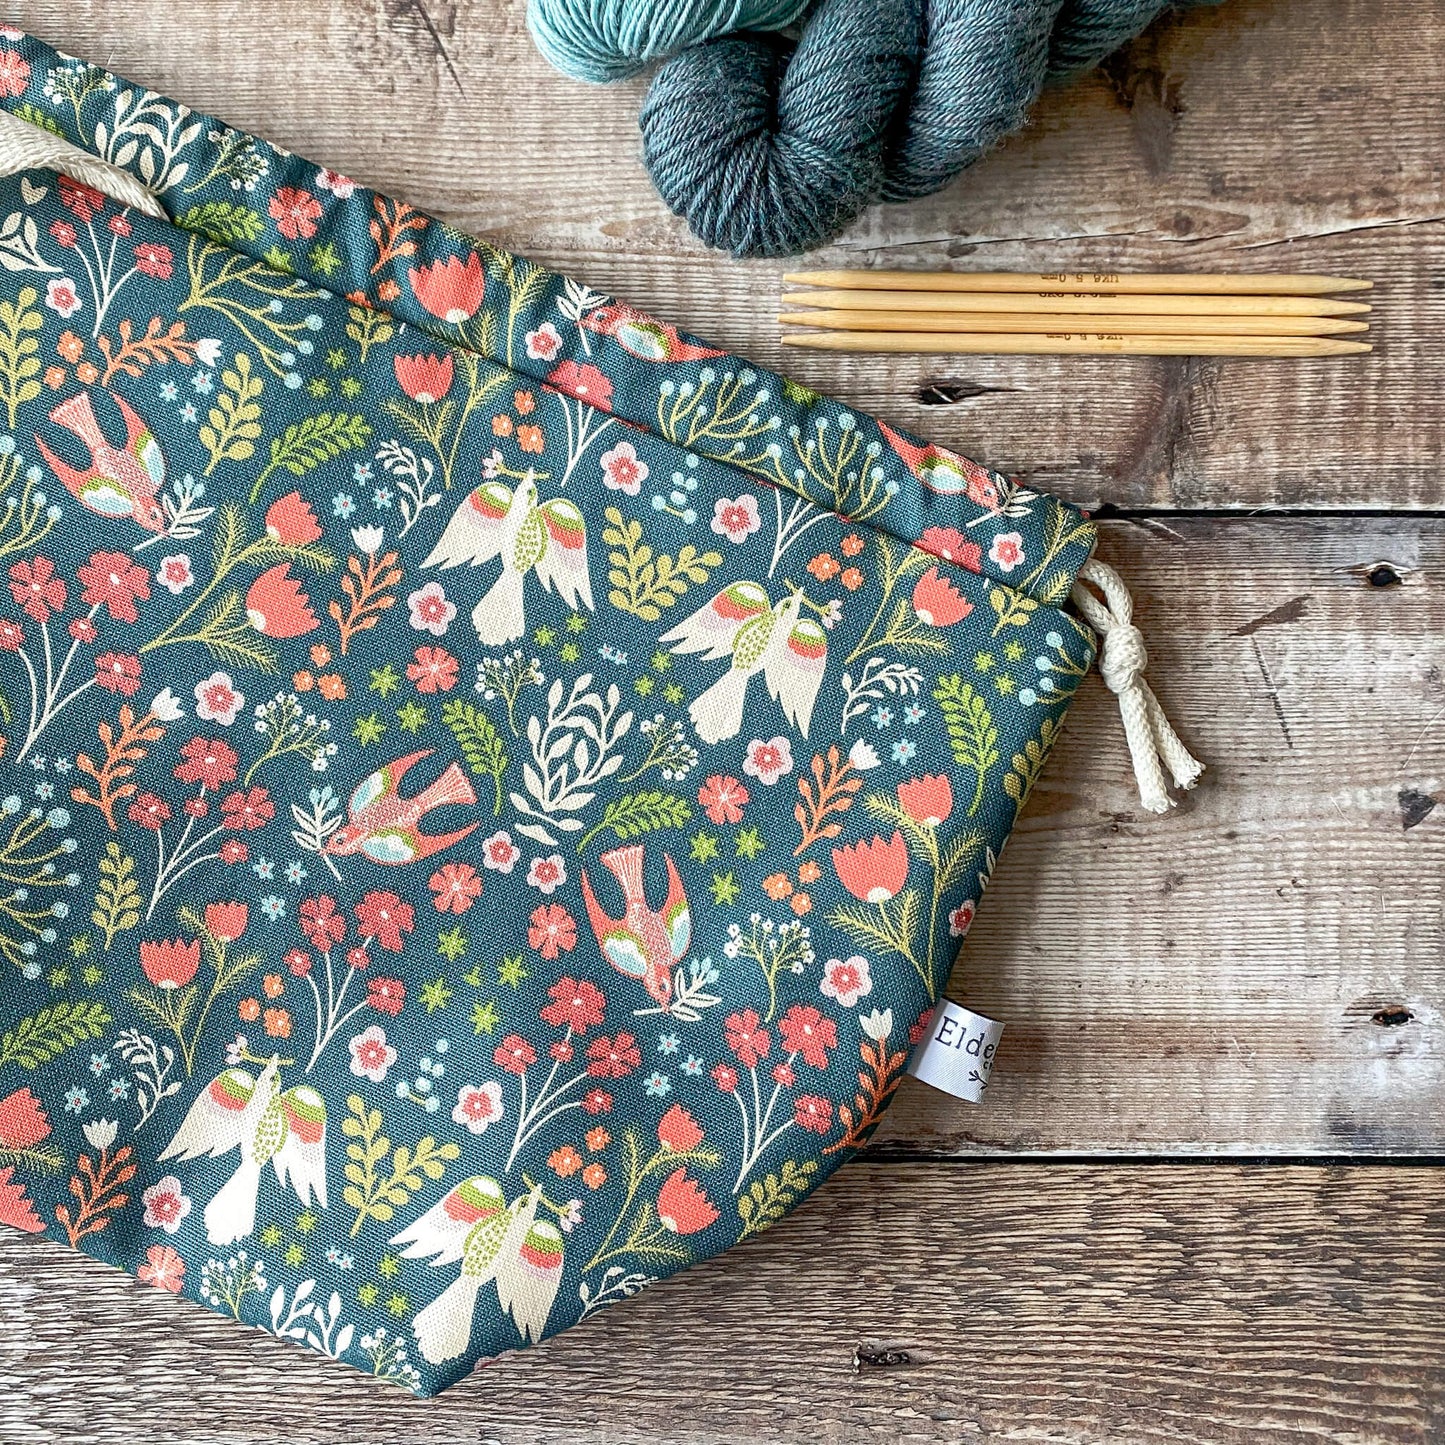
[710,494,761,544]
[407,580,455,636]
[141,1175,192,1234]
[599,441,648,496]
[451,1081,504,1134]
[44,277,81,319]
[8,557,66,623]
[987,531,1025,573]
[133,242,173,280]
[137,1243,185,1293]
[546,360,613,412]
[348,1024,397,1083]
[268,186,322,240]
[194,670,244,725]
[820,954,872,1008]
[0,49,31,98]
[526,321,562,361]
[526,853,567,894]
[155,554,194,596]
[314,168,356,198]
[743,735,793,786]
[949,900,976,938]
[481,829,520,874]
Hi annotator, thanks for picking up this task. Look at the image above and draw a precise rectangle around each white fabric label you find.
[907,999,1004,1103]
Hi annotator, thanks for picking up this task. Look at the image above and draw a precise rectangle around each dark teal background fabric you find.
[0,32,1094,1395]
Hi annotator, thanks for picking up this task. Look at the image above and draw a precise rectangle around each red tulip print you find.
[394,352,454,404]
[897,774,954,828]
[831,830,909,903]
[0,1087,50,1150]
[204,902,249,943]
[246,563,319,637]
[139,938,201,991]
[407,253,485,324]
[656,1167,719,1235]
[265,490,322,545]
[911,565,973,627]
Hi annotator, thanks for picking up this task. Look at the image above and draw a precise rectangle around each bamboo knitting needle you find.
[780,289,1370,317]
[777,309,1370,337]
[783,270,1373,295]
[780,332,1372,358]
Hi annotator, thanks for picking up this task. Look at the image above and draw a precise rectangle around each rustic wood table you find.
[4,2,1443,1441]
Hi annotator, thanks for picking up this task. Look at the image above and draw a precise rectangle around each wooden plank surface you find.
[22,0,1445,512]
[3,0,1443,1438]
[5,1165,1443,1444]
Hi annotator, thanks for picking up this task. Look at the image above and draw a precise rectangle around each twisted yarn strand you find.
[632,0,1221,255]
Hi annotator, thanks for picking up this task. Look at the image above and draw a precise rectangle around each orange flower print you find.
[238,998,261,1022]
[43,366,64,390]
[549,1144,582,1178]
[263,1007,291,1039]
[582,1162,607,1190]
[75,361,98,385]
[840,567,864,591]
[293,670,315,692]
[310,643,332,667]
[262,973,285,999]
[56,330,83,364]
[790,891,813,916]
[514,389,535,414]
[762,872,793,901]
[798,859,822,885]
[517,424,545,454]
[492,414,514,437]
[807,552,841,582]
[841,533,865,557]
[317,673,346,701]
[377,278,401,303]
[585,1126,611,1152]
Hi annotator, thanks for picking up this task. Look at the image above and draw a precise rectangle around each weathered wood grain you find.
[19,0,1443,511]
[5,1164,1443,1444]
[879,515,1445,1157]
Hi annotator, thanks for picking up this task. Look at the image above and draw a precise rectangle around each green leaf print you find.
[441,698,507,815]
[577,790,693,855]
[933,675,1000,816]
[341,1094,461,1237]
[736,1158,817,1242]
[199,351,263,475]
[249,411,374,503]
[0,1001,113,1071]
[91,842,141,951]
[0,285,42,430]
[175,201,266,246]
[602,506,721,622]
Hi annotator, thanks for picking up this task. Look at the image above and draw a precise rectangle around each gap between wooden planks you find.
[3,1163,1442,1445]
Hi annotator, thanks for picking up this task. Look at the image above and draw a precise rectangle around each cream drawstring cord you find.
[0,108,167,216]
[1071,556,1203,814]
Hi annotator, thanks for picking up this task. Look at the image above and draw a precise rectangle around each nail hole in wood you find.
[854,1346,913,1371]
[1366,564,1403,588]
[1371,1007,1414,1027]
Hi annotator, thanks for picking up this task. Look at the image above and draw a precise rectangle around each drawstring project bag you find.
[0,32,1198,1396]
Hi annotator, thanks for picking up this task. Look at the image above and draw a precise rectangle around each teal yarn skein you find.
[527,0,811,83]
[634,0,1224,256]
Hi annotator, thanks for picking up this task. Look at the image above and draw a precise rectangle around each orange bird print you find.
[580,845,691,1013]
[580,302,725,363]
[877,420,1003,510]
[35,391,167,533]
[325,749,478,865]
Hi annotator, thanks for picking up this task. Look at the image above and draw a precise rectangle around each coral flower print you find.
[988,531,1026,573]
[407,253,485,324]
[133,242,173,280]
[698,774,748,825]
[911,566,973,627]
[743,735,793,786]
[407,646,458,693]
[546,360,613,411]
[495,1034,537,1074]
[778,1004,836,1068]
[710,494,761,544]
[139,938,200,990]
[265,491,323,545]
[657,1102,704,1152]
[821,954,872,1008]
[141,1176,192,1233]
[78,551,150,622]
[195,671,245,724]
[599,440,648,495]
[137,1244,185,1293]
[656,1168,720,1234]
[540,977,605,1033]
[9,557,67,622]
[528,902,577,960]
[95,651,142,696]
[268,185,323,240]
[204,902,248,943]
[724,1010,768,1068]
[429,862,481,913]
[0,48,30,97]
[315,167,356,197]
[832,831,909,903]
[355,891,413,951]
[793,1094,833,1134]
[452,1081,504,1134]
[394,352,454,404]
[175,737,238,788]
[918,526,983,572]
[481,830,520,873]
[407,581,455,636]
[44,277,82,318]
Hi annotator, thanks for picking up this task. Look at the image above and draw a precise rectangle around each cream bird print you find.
[659,581,830,744]
[393,1178,566,1364]
[421,474,592,644]
[158,1052,327,1246]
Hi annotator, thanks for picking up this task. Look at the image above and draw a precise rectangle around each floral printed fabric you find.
[0,31,1096,1396]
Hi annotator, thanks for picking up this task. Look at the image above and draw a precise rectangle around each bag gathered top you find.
[0,30,1198,1396]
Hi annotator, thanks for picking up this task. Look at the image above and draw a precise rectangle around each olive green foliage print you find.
[0,28,1096,1401]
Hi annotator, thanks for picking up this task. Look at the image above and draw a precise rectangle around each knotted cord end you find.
[1070,556,1203,814]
